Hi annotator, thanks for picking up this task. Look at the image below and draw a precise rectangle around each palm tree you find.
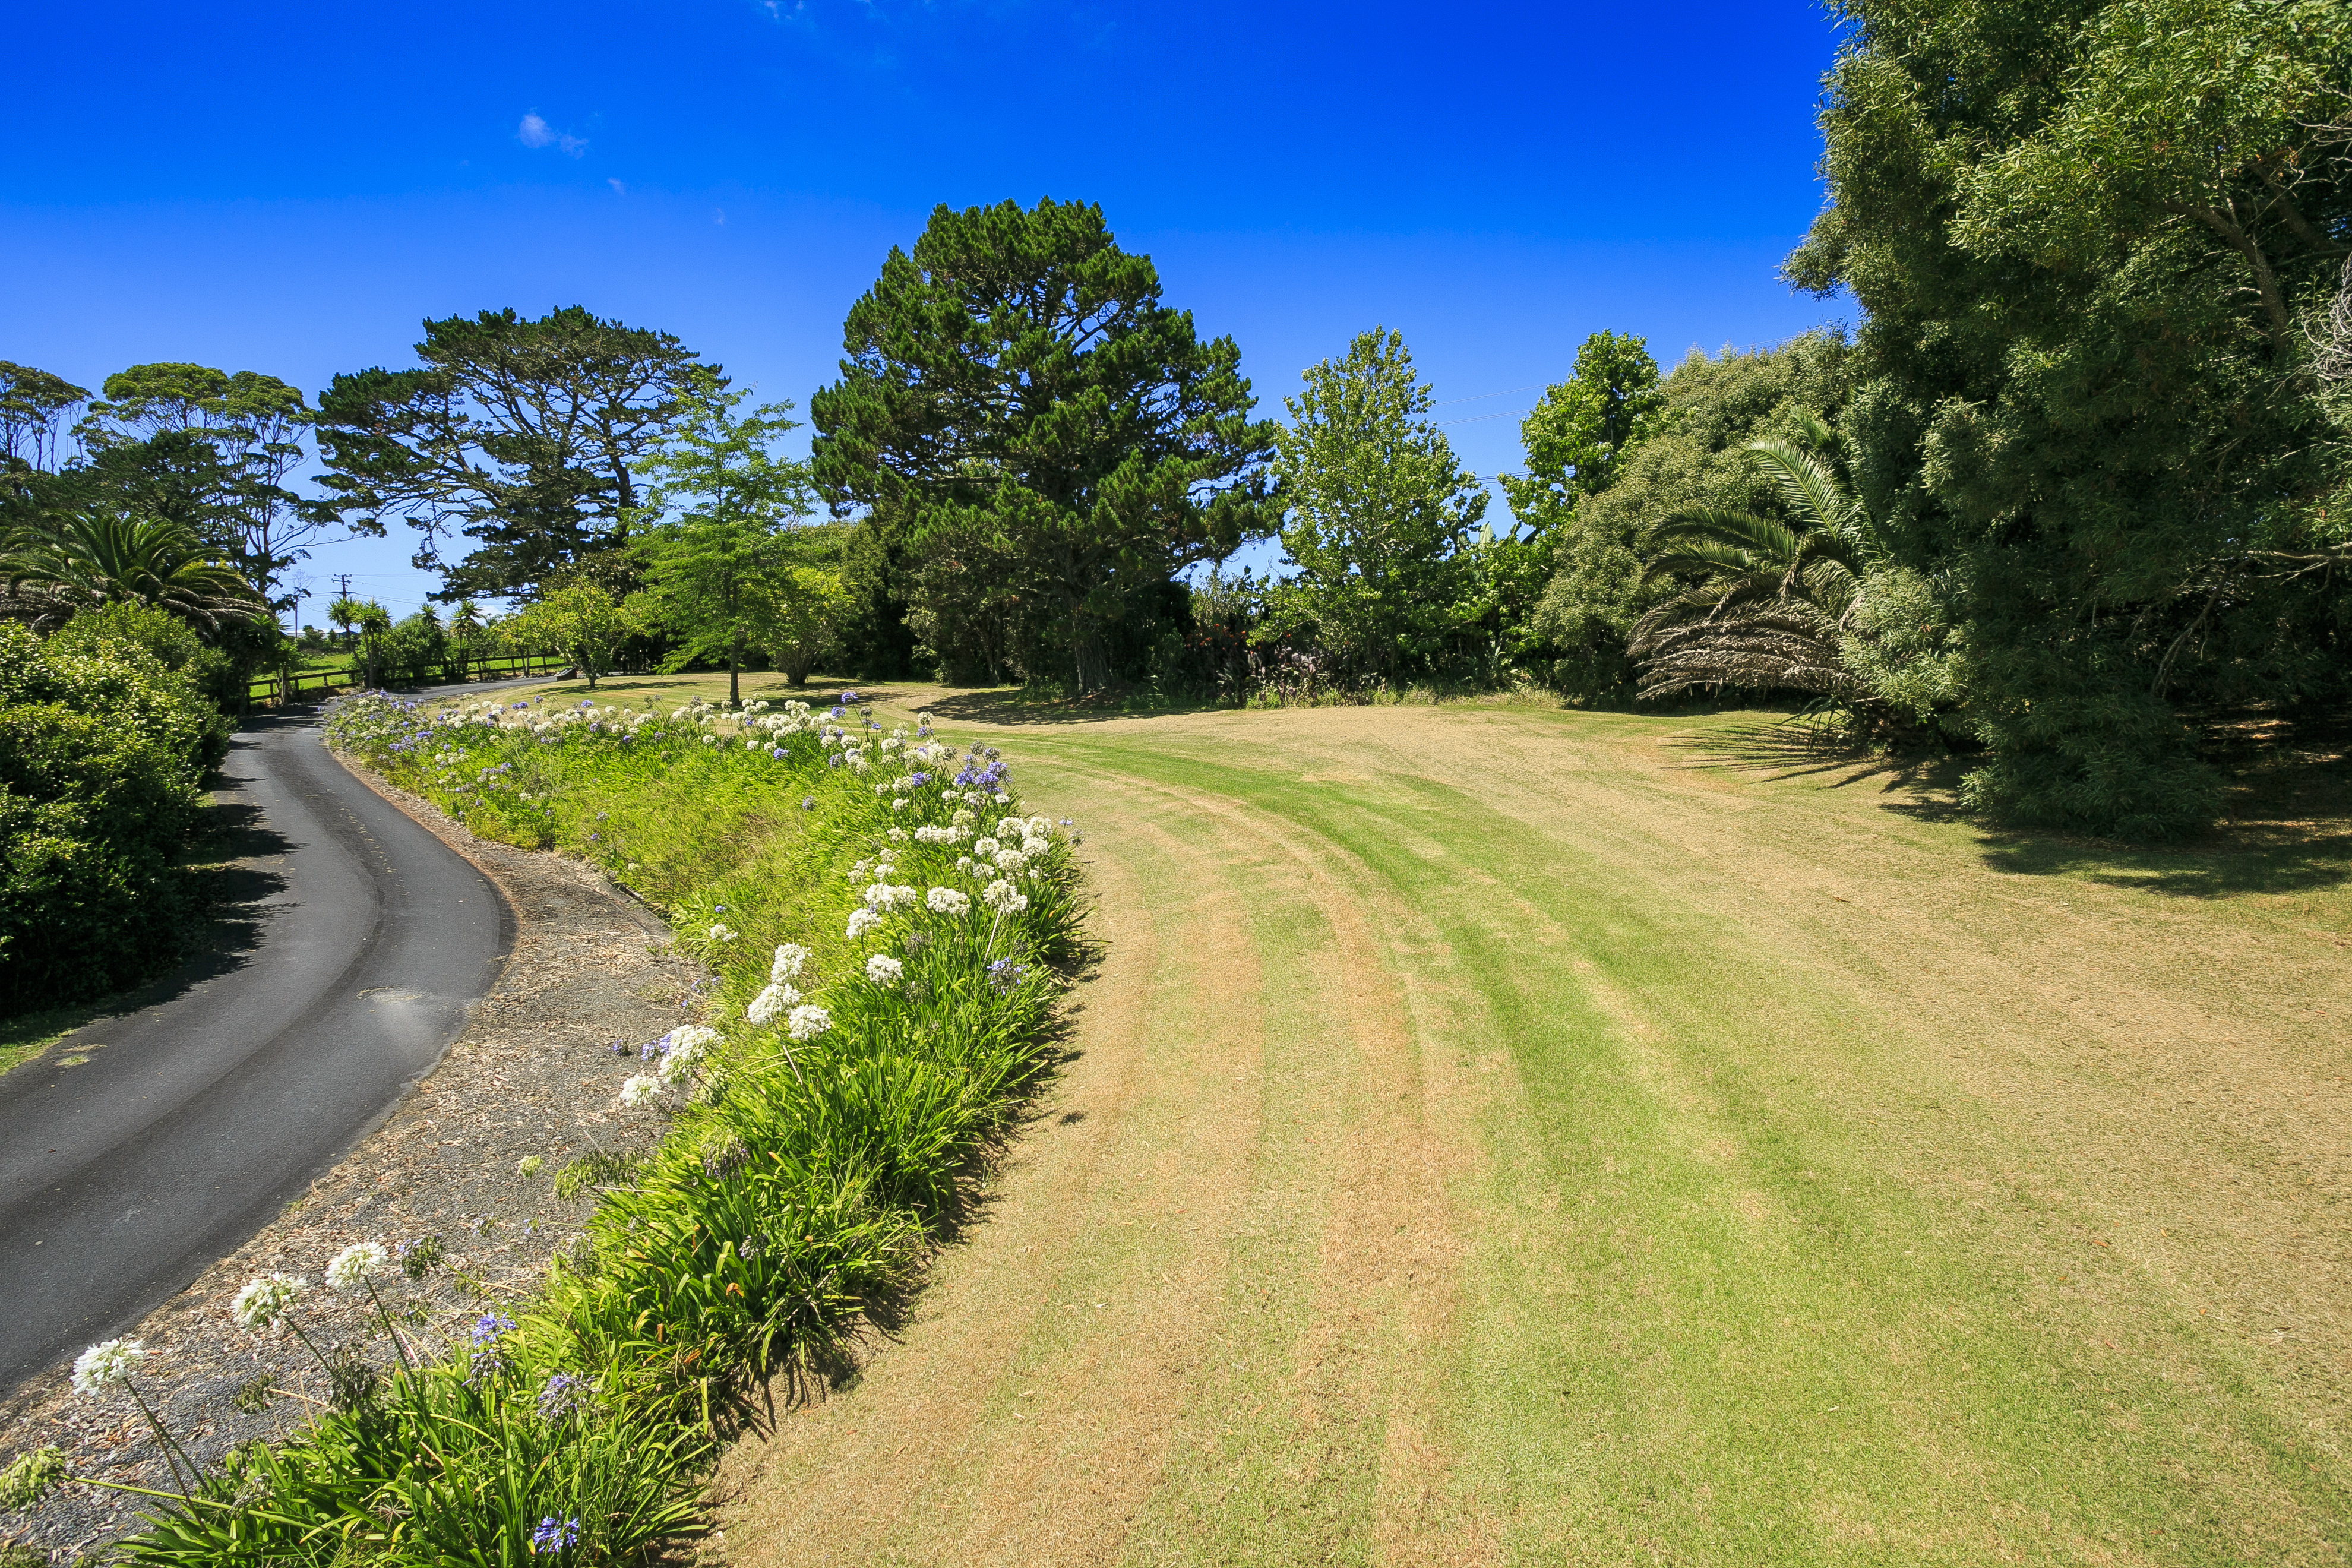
[1626,414,1889,701]
[1,509,263,631]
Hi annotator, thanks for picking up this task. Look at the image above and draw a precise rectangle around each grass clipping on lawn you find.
[92,690,1080,1566]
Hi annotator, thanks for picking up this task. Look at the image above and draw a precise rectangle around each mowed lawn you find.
[509,679,2352,1564]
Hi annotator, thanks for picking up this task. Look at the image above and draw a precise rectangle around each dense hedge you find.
[0,616,226,1013]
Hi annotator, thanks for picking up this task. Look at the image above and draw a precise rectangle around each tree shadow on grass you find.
[1675,717,2352,900]
[921,685,1218,728]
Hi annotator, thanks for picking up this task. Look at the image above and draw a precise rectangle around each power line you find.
[1436,409,1530,428]
[1430,381,1548,408]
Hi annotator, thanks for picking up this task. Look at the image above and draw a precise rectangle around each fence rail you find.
[245,651,569,707]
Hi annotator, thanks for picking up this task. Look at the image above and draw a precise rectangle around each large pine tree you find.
[811,199,1276,693]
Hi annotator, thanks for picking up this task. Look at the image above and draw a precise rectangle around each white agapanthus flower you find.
[656,1038,702,1086]
[886,825,909,840]
[846,907,884,940]
[972,837,1001,857]
[951,808,976,827]
[620,1074,662,1108]
[926,886,972,916]
[747,982,798,1025]
[770,943,810,982]
[786,1004,832,1041]
[864,953,904,987]
[891,798,909,811]
[982,878,1029,915]
[708,924,738,943]
[865,883,918,911]
[325,1242,389,1293]
[956,855,975,874]
[230,1273,306,1333]
[993,849,1029,872]
[996,817,1026,838]
[994,792,1011,805]
[72,1338,146,1396]
[1021,837,1050,858]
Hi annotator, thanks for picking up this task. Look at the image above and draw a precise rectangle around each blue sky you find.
[2,0,1848,622]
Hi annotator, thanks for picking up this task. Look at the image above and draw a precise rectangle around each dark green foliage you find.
[314,308,707,600]
[1529,334,1851,698]
[811,198,1277,693]
[0,622,217,1012]
[1791,0,2352,839]
[380,608,447,687]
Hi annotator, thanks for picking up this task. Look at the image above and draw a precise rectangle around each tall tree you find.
[314,307,705,600]
[0,362,88,473]
[1529,334,1850,698]
[1264,327,1488,682]
[627,374,817,706]
[812,199,1276,694]
[1791,0,2352,840]
[69,363,380,619]
[1500,331,1664,539]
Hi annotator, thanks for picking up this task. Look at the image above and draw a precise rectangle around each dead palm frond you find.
[1628,421,1883,701]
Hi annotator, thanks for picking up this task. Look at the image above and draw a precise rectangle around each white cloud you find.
[608,178,627,195]
[713,207,728,226]
[518,112,587,157]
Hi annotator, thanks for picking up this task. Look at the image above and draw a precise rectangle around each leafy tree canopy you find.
[1264,327,1490,682]
[628,373,820,704]
[1790,0,2352,840]
[0,362,88,472]
[811,198,1276,693]
[1529,334,1851,697]
[315,307,706,601]
[1499,331,1663,540]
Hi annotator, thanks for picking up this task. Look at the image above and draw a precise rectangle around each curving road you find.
[0,696,515,1393]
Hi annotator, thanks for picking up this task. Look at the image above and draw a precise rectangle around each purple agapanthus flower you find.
[530,1515,580,1554]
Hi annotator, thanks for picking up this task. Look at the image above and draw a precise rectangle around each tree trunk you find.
[729,624,741,707]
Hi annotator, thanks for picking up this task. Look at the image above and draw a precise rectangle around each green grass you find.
[729,698,2351,1566]
[0,1000,112,1076]
[1079,709,2351,1562]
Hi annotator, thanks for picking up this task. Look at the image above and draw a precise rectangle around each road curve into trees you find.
[0,696,513,1393]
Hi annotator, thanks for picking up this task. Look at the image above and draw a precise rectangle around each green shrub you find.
[0,622,217,1011]
[49,602,242,745]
